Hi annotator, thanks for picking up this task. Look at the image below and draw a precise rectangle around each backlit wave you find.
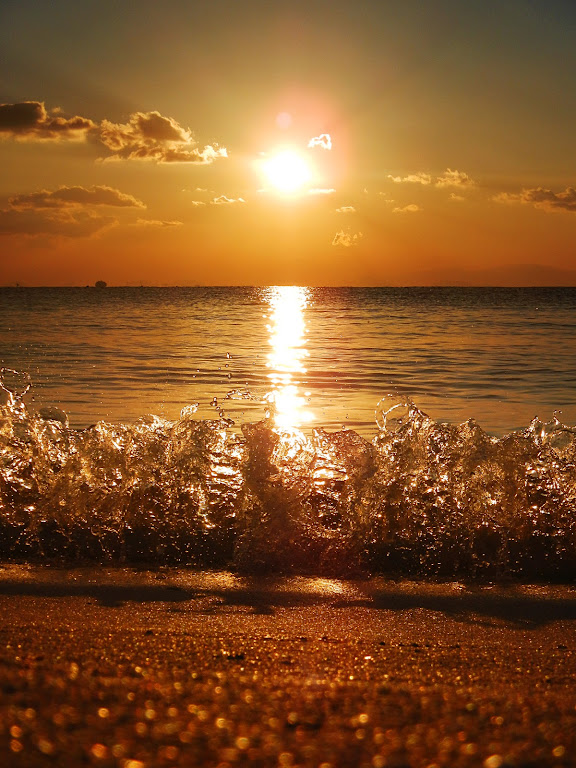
[1,372,576,579]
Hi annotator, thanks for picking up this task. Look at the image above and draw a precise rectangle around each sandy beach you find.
[0,565,575,767]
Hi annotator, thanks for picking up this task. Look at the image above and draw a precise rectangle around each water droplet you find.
[375,393,414,432]
[0,367,31,402]
[38,406,69,426]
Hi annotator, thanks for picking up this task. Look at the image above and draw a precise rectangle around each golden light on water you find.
[265,286,314,429]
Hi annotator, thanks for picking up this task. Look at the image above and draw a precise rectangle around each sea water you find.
[1,286,576,578]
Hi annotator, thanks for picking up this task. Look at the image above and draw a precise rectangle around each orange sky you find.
[1,0,576,286]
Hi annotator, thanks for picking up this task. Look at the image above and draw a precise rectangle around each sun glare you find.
[262,150,312,194]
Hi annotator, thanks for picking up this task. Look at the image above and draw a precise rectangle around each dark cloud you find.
[494,187,576,212]
[99,111,227,163]
[0,184,145,238]
[0,101,95,139]
[132,112,190,142]
[522,186,576,212]
[0,209,115,238]
[99,111,189,151]
[9,185,145,209]
[0,102,227,162]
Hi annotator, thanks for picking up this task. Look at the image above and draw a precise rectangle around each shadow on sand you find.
[1,565,575,627]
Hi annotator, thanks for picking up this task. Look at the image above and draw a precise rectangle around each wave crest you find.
[1,375,576,579]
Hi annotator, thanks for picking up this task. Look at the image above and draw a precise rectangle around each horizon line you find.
[2,284,576,290]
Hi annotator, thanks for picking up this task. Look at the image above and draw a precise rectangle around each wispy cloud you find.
[388,169,475,189]
[9,185,145,209]
[132,218,183,227]
[393,204,422,214]
[309,188,335,196]
[0,101,95,140]
[435,168,475,188]
[211,195,245,205]
[494,186,576,213]
[308,133,332,150]
[332,230,363,247]
[335,205,356,213]
[388,173,431,185]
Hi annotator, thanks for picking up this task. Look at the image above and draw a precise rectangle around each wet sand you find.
[1,566,575,767]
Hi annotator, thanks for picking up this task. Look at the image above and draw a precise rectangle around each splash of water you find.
[1,372,576,579]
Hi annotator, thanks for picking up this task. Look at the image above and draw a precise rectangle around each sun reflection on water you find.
[265,286,314,429]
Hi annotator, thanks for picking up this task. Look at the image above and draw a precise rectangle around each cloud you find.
[494,186,576,213]
[308,188,335,195]
[388,173,432,185]
[0,102,228,165]
[388,169,475,189]
[308,133,332,150]
[0,101,95,140]
[9,185,145,209]
[335,206,356,214]
[99,111,189,150]
[211,195,245,205]
[332,230,363,247]
[0,184,146,238]
[393,204,422,213]
[190,200,207,207]
[158,145,228,163]
[435,168,475,188]
[133,218,183,227]
[0,102,227,164]
[99,110,227,164]
[492,192,516,204]
[0,208,115,238]
[449,193,465,202]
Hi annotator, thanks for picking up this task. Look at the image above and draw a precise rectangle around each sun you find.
[262,150,312,194]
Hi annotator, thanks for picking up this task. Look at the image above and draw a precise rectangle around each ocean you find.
[1,286,576,578]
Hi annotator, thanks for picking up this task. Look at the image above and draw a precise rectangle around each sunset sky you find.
[1,0,576,286]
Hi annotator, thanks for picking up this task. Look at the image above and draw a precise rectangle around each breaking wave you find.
[1,371,576,580]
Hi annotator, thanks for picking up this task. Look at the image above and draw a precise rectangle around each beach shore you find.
[0,565,575,767]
